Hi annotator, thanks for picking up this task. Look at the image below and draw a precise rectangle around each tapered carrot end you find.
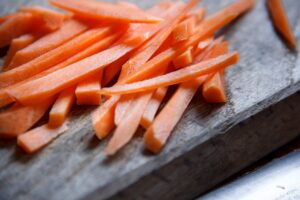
[144,127,164,154]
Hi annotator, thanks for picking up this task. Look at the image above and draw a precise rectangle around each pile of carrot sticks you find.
[0,0,296,155]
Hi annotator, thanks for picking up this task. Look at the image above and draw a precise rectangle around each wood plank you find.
[0,0,300,200]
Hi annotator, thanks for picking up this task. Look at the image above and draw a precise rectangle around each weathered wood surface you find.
[0,0,300,200]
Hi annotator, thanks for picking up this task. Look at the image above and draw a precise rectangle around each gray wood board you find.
[0,0,300,200]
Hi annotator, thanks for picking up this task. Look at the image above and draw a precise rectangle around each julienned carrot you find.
[91,0,250,140]
[113,1,197,126]
[118,0,197,81]
[0,98,54,138]
[0,12,36,48]
[105,92,153,155]
[91,2,175,138]
[0,91,14,108]
[0,26,113,88]
[8,19,87,69]
[121,0,254,85]
[144,40,228,153]
[75,71,102,105]
[101,52,239,95]
[20,6,66,32]
[267,0,297,49]
[202,71,227,103]
[185,7,206,23]
[0,33,119,109]
[6,25,153,105]
[193,37,214,56]
[140,87,168,129]
[102,55,130,86]
[172,16,196,43]
[173,47,193,68]
[3,34,37,69]
[17,123,68,153]
[49,87,75,127]
[117,1,140,10]
[114,94,136,125]
[92,95,120,139]
[50,0,161,24]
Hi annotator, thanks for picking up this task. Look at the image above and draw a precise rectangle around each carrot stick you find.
[118,0,198,82]
[3,34,37,69]
[140,87,168,129]
[105,92,153,155]
[101,52,239,95]
[185,7,206,24]
[173,47,193,69]
[172,16,196,43]
[49,87,75,127]
[117,1,140,10]
[0,33,119,109]
[0,91,14,108]
[49,0,162,24]
[193,37,214,56]
[0,12,36,48]
[202,71,227,103]
[6,35,148,105]
[91,0,246,139]
[20,6,66,31]
[267,0,297,49]
[8,19,88,69]
[122,0,254,85]
[114,94,136,125]
[0,97,54,138]
[92,95,120,139]
[75,71,103,105]
[91,2,177,139]
[102,55,130,86]
[113,1,197,125]
[0,26,113,88]
[17,123,68,153]
[144,40,228,153]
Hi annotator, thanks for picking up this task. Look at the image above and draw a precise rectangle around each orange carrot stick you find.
[112,1,196,124]
[7,35,148,105]
[20,6,66,31]
[118,0,197,81]
[101,52,239,95]
[17,123,68,153]
[50,0,161,23]
[8,19,87,69]
[3,34,37,69]
[144,40,228,153]
[91,0,248,139]
[173,47,193,68]
[75,71,103,105]
[267,0,297,49]
[0,12,36,48]
[49,87,75,127]
[172,16,196,43]
[185,7,206,24]
[0,98,54,138]
[105,92,153,155]
[114,94,136,125]
[140,87,168,129]
[202,71,227,103]
[92,95,120,139]
[102,55,130,86]
[193,37,214,56]
[0,26,113,88]
[0,33,119,109]
[91,2,176,139]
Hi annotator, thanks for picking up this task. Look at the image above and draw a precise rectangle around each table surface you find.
[1,0,300,200]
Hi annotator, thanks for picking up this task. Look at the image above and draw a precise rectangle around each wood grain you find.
[0,0,299,200]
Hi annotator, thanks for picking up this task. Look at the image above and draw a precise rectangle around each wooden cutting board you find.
[1,0,300,200]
